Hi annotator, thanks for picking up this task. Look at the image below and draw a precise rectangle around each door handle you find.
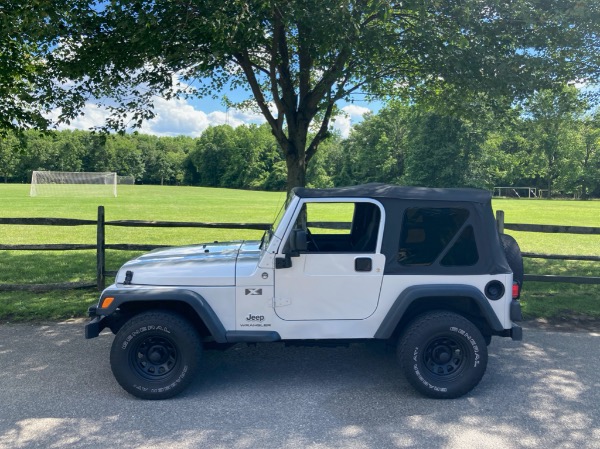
[355,257,372,272]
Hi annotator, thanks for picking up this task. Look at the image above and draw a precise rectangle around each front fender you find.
[85,286,227,343]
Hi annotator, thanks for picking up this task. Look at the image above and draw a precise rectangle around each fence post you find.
[496,210,505,234]
[97,206,106,291]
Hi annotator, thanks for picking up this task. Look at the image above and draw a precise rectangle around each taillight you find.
[512,282,520,299]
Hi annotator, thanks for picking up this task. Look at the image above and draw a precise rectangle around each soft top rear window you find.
[398,208,470,266]
[441,225,479,266]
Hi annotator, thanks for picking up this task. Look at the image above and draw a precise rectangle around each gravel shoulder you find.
[523,316,600,333]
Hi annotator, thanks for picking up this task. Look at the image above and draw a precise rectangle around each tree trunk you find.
[547,152,554,199]
[283,126,310,195]
[286,153,306,195]
[581,142,592,200]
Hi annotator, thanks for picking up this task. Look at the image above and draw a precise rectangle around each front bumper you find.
[84,305,108,339]
[84,315,107,339]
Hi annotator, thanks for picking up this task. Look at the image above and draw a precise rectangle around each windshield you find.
[272,194,290,231]
[260,193,290,249]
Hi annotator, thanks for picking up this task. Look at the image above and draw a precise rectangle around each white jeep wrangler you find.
[86,184,523,399]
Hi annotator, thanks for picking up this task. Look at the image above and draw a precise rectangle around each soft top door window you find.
[298,201,381,253]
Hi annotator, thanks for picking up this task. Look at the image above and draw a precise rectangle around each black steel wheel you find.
[398,311,488,399]
[422,335,468,378]
[110,310,202,399]
[131,335,178,380]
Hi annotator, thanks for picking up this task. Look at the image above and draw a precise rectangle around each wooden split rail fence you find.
[495,211,600,285]
[0,207,598,292]
[0,206,270,292]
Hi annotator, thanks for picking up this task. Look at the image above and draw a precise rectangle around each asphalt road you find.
[0,321,599,449]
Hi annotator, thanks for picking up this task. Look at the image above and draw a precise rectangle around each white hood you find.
[115,241,261,287]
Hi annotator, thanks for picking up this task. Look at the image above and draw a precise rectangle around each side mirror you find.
[275,255,292,269]
[289,229,308,254]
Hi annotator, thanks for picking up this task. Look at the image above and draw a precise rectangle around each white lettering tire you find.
[398,311,488,399]
[110,310,202,399]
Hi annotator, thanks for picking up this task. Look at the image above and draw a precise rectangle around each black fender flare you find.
[93,287,227,343]
[374,284,504,339]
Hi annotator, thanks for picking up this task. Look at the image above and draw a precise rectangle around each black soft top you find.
[293,183,510,276]
[293,183,491,203]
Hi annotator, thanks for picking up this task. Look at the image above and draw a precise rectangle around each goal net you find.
[117,175,135,185]
[493,187,537,198]
[30,171,118,197]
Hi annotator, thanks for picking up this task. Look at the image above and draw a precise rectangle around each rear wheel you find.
[398,311,488,399]
[110,310,202,399]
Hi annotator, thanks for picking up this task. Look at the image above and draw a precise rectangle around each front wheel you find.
[398,311,488,399]
[110,310,202,399]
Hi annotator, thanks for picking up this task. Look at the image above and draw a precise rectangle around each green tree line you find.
[0,124,290,190]
[327,89,600,199]
[1,91,599,198]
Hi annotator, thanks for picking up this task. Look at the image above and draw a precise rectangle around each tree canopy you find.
[9,0,600,190]
[0,0,92,131]
[1,1,51,131]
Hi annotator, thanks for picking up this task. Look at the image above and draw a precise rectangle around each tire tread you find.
[110,310,202,400]
[398,311,487,399]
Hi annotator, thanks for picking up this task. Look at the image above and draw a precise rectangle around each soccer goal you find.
[493,187,537,198]
[30,171,118,197]
[117,175,135,185]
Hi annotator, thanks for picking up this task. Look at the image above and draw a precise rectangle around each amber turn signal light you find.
[101,297,115,309]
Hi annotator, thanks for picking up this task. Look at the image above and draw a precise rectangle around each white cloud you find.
[343,104,372,118]
[330,105,371,138]
[139,97,213,137]
[48,103,112,131]
[139,98,267,137]
[51,97,267,137]
[50,97,369,139]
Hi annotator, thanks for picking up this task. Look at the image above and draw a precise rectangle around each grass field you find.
[0,183,598,322]
[493,198,600,321]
